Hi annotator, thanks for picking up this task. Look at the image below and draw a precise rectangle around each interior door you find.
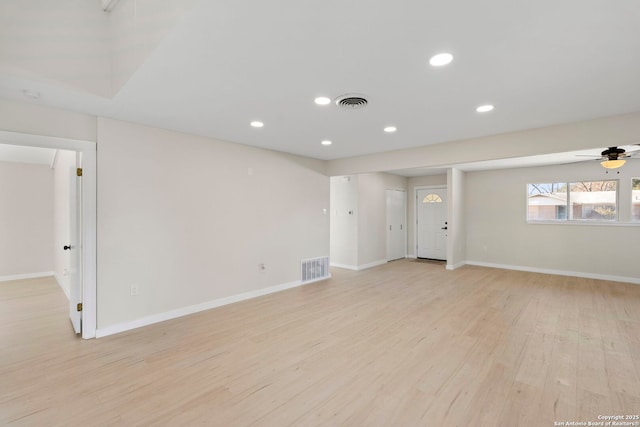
[417,188,447,260]
[68,163,82,334]
[386,189,406,261]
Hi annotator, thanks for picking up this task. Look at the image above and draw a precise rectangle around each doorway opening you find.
[0,131,96,339]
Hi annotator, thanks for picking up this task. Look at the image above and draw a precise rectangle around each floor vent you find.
[301,256,330,283]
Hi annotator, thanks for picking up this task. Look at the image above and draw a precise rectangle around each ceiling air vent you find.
[335,94,368,109]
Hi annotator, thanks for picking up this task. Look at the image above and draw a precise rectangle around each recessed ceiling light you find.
[476,104,494,113]
[384,126,397,133]
[321,140,332,146]
[429,53,453,67]
[250,121,264,128]
[314,96,331,105]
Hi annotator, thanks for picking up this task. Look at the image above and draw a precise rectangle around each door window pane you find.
[422,194,443,203]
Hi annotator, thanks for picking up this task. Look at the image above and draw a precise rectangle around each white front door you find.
[68,162,82,334]
[386,190,406,261]
[417,188,447,260]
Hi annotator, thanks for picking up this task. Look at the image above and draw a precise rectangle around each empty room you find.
[1,0,639,426]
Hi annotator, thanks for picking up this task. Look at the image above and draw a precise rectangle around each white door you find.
[417,188,447,260]
[386,190,406,261]
[68,163,82,334]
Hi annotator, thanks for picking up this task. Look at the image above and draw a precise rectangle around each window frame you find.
[526,182,568,223]
[527,180,620,224]
[567,180,619,222]
[632,178,640,222]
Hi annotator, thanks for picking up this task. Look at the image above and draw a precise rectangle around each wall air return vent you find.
[335,94,368,109]
[301,256,330,283]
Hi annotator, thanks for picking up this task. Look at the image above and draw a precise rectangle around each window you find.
[527,180,618,222]
[527,183,567,221]
[633,179,640,221]
[422,194,443,203]
[568,181,617,221]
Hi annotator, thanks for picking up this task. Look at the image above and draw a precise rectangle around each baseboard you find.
[95,276,330,338]
[465,260,640,285]
[54,274,70,299]
[330,262,358,271]
[0,271,54,283]
[446,261,466,271]
[357,259,388,270]
[406,254,417,259]
[331,259,388,271]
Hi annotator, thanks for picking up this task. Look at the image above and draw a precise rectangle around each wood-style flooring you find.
[2,260,640,426]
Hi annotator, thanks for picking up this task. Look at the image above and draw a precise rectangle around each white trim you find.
[301,273,332,285]
[0,271,54,282]
[80,148,97,339]
[465,260,640,285]
[446,261,466,270]
[95,277,330,338]
[526,220,640,227]
[330,262,359,271]
[50,149,58,169]
[0,131,97,339]
[413,185,449,190]
[54,274,71,299]
[330,259,388,271]
[358,259,388,270]
[406,253,417,259]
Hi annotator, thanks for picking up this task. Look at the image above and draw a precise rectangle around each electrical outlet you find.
[130,284,139,296]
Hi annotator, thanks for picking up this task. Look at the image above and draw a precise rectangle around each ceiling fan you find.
[577,145,640,169]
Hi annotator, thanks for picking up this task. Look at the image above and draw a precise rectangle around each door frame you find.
[0,130,97,339]
[414,185,448,262]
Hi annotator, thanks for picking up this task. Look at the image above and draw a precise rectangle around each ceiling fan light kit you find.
[600,159,626,169]
[589,146,640,170]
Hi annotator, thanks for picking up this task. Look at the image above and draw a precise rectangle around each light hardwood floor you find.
[2,261,640,426]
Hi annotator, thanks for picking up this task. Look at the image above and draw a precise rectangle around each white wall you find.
[447,168,466,269]
[330,172,407,269]
[0,100,97,143]
[0,161,54,278]
[96,118,329,329]
[330,175,358,268]
[406,174,447,257]
[465,161,640,282]
[52,150,76,296]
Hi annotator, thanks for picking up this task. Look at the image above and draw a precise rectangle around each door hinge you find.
[77,303,83,312]
[77,168,83,177]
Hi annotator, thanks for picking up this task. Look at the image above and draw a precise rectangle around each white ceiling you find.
[2,0,640,163]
